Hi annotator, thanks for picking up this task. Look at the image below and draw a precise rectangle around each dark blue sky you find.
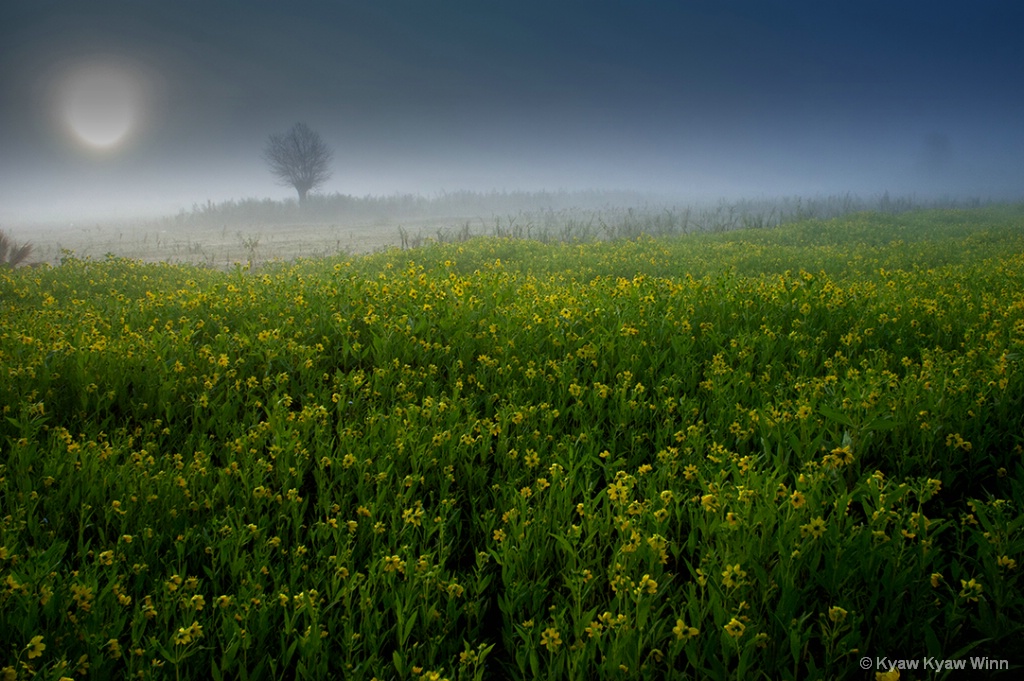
[2,0,1022,222]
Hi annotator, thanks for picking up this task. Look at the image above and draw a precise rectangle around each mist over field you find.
[1,0,1022,236]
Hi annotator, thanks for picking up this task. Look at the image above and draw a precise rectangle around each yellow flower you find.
[801,516,826,539]
[26,634,45,659]
[876,669,900,681]
[672,619,699,641]
[607,481,629,504]
[722,563,747,589]
[828,606,848,623]
[636,574,658,595]
[997,555,1017,570]
[959,578,983,602]
[383,555,406,574]
[174,621,204,646]
[540,627,562,652]
[789,491,806,509]
[723,617,745,638]
[402,503,424,527]
[930,572,943,588]
[701,494,718,512]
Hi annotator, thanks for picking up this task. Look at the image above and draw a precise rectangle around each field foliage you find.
[2,207,1023,679]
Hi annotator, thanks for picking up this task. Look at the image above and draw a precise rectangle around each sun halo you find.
[56,60,152,152]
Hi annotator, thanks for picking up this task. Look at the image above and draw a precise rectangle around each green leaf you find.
[400,610,418,647]
[152,637,175,663]
[818,404,855,427]
[865,416,898,432]
[222,636,241,670]
[549,531,576,556]
[924,622,942,658]
[392,650,405,676]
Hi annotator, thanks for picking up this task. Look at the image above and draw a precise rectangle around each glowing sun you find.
[59,63,145,150]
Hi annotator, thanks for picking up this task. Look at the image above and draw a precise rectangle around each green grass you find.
[2,207,1023,679]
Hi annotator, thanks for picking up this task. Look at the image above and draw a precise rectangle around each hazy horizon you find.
[3,0,1023,226]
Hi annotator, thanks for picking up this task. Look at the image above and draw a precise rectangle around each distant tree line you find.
[251,123,997,236]
[167,188,664,227]
[158,190,994,233]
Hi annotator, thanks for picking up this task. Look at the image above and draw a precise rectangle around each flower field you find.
[2,207,1023,679]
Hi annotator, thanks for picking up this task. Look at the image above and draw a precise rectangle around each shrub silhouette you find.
[0,229,33,268]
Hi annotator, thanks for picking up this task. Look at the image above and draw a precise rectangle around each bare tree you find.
[263,123,333,205]
[0,229,33,268]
